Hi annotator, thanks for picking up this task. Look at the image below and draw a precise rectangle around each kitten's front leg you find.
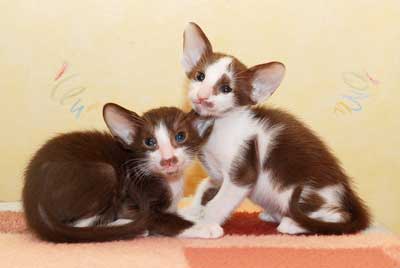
[179,177,219,221]
[149,212,223,239]
[198,174,251,225]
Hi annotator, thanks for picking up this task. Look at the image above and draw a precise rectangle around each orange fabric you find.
[184,247,398,268]
[224,212,278,235]
[0,211,278,236]
[0,211,26,233]
[0,211,399,268]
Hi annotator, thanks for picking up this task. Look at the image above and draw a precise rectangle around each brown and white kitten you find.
[179,23,370,234]
[23,103,222,243]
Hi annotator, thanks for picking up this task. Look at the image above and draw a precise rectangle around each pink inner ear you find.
[104,105,136,145]
[251,63,285,103]
[182,23,212,73]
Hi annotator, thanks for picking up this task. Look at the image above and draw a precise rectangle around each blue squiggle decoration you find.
[340,95,363,111]
[70,99,85,119]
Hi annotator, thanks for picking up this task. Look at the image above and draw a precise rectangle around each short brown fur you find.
[23,104,211,243]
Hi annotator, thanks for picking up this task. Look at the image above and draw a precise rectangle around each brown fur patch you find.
[252,107,346,189]
[230,137,260,186]
[201,187,220,206]
[298,192,325,214]
[212,74,232,95]
[22,105,211,242]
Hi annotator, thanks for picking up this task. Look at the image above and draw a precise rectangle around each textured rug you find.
[0,211,399,268]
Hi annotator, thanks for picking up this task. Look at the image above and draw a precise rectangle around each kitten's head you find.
[103,103,213,180]
[182,22,285,117]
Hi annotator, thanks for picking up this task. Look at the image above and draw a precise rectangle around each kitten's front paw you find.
[179,205,205,222]
[202,223,224,238]
[179,223,224,239]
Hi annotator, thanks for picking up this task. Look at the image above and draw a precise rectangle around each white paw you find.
[72,215,99,227]
[178,205,205,222]
[259,211,280,223]
[140,230,149,237]
[178,223,224,239]
[277,217,308,234]
[107,219,134,226]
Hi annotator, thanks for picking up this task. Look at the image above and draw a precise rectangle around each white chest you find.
[166,179,184,213]
[201,109,260,180]
[200,108,288,214]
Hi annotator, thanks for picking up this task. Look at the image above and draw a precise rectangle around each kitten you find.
[23,103,223,242]
[179,23,370,234]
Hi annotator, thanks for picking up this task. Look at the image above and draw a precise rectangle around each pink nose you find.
[160,157,178,167]
[197,89,211,100]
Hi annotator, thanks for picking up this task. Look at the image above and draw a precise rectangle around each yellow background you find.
[0,1,399,232]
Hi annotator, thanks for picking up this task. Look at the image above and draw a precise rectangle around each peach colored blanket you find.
[0,211,399,268]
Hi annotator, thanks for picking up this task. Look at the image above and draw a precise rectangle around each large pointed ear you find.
[182,22,213,74]
[103,103,142,146]
[184,110,214,139]
[191,111,214,138]
[193,117,214,138]
[247,62,285,104]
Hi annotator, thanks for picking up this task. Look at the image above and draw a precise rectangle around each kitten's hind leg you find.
[259,211,281,223]
[277,217,309,234]
[42,161,118,223]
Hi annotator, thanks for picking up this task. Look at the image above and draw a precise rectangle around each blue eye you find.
[144,137,157,148]
[175,132,186,143]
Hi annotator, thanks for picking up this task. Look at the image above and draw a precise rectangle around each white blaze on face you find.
[154,122,174,161]
[189,57,236,116]
[201,57,233,98]
[146,121,192,176]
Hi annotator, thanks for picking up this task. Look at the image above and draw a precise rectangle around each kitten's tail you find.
[35,204,150,243]
[288,185,370,235]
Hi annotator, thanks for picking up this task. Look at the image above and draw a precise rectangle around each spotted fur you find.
[180,23,370,235]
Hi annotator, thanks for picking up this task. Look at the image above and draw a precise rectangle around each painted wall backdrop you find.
[0,0,399,232]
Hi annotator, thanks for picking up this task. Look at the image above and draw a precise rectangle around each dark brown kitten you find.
[179,23,370,235]
[23,103,222,243]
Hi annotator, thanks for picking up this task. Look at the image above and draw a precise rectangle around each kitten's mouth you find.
[193,101,216,116]
[194,100,214,108]
[162,165,181,176]
[193,104,225,118]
